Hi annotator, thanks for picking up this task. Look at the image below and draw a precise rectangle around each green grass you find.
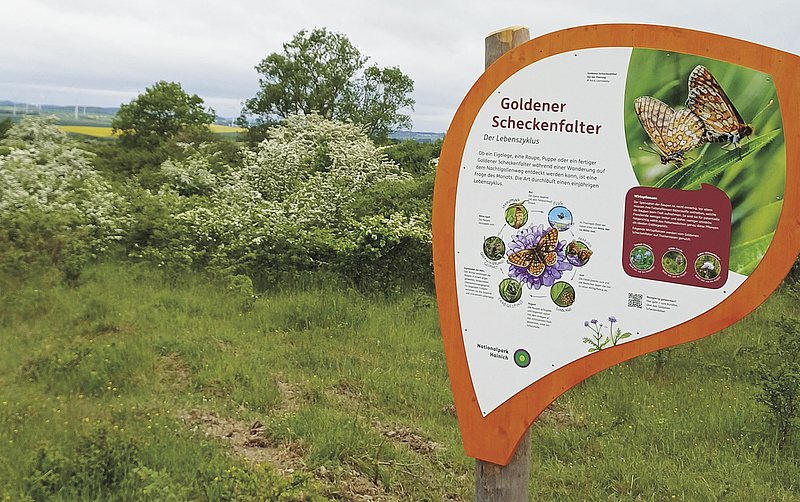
[3,261,800,500]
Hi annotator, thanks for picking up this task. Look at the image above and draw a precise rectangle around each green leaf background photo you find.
[623,48,785,275]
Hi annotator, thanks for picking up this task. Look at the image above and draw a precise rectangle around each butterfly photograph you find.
[633,95,705,167]
[624,48,785,277]
[686,65,754,148]
[566,240,593,265]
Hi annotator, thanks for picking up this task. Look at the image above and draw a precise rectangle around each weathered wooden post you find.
[474,428,530,501]
[484,26,530,71]
[474,26,532,502]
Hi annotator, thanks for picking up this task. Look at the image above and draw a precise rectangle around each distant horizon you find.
[0,99,446,137]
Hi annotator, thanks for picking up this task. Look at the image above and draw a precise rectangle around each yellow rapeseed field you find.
[59,125,116,137]
[57,124,246,137]
[208,124,246,133]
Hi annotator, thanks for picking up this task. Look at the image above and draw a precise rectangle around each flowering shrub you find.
[0,113,434,291]
[239,113,408,224]
[160,152,218,196]
[0,116,130,276]
[138,113,431,289]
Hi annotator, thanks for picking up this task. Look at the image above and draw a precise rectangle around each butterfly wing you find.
[527,260,546,277]
[536,228,559,253]
[687,65,752,144]
[634,96,705,166]
[534,228,560,273]
[509,248,546,276]
[508,249,534,268]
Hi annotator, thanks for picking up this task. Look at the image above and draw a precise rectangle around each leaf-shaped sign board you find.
[432,24,800,465]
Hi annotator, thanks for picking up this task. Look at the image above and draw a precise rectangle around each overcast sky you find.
[2,0,799,132]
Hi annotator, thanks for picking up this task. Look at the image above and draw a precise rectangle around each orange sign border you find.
[432,24,800,465]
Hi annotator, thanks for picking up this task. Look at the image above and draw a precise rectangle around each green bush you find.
[753,315,800,447]
[23,426,141,500]
[385,138,441,177]
[0,117,130,280]
[334,213,433,292]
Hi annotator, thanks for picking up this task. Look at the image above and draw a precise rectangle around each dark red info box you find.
[622,184,731,289]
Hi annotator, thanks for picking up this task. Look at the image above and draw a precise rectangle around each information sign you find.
[433,24,800,465]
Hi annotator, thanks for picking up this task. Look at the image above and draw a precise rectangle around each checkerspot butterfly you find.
[686,65,753,147]
[567,240,593,263]
[508,227,559,276]
[634,96,706,167]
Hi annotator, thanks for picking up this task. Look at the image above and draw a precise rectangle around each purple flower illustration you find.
[567,254,586,267]
[583,315,632,352]
[506,224,572,290]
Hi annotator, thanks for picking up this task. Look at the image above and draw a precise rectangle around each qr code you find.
[628,292,643,309]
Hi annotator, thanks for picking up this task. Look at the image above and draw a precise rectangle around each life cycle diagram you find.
[479,199,594,311]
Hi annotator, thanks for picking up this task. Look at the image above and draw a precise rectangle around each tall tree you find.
[112,81,215,147]
[347,66,415,141]
[240,28,414,142]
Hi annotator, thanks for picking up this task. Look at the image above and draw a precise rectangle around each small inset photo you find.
[566,240,593,266]
[550,281,576,307]
[548,206,573,231]
[483,236,505,261]
[505,203,528,229]
[629,245,654,272]
[662,250,687,276]
[499,278,523,303]
[695,253,722,281]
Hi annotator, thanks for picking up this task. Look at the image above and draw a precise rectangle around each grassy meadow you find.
[3,260,800,501]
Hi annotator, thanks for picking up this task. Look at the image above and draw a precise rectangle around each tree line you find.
[112,28,415,148]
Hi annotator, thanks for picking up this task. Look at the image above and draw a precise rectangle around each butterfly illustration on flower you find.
[634,96,706,167]
[507,227,559,277]
[507,225,573,290]
[686,65,753,147]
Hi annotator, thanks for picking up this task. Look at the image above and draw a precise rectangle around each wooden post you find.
[474,26,532,502]
[475,428,531,501]
[484,26,530,70]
